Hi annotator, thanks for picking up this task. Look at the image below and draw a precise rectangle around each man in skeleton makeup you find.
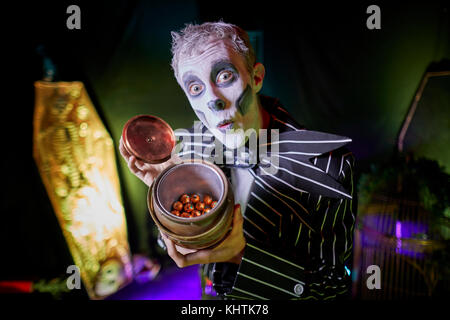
[119,21,356,300]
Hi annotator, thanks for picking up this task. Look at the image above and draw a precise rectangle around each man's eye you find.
[217,70,234,84]
[189,83,204,96]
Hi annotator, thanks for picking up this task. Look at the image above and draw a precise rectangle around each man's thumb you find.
[233,204,243,223]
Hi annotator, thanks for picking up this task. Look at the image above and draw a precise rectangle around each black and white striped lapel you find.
[258,130,352,199]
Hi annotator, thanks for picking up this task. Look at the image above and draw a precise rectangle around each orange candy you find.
[192,210,202,217]
[173,201,183,211]
[190,194,200,203]
[195,202,205,211]
[180,194,190,204]
[170,193,217,217]
[184,203,194,212]
[203,195,213,206]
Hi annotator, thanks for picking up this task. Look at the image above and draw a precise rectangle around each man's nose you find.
[207,99,226,112]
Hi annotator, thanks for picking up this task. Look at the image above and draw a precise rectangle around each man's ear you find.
[252,62,265,93]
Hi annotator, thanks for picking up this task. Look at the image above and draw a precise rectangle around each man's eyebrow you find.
[210,59,237,73]
[182,73,203,88]
[210,59,239,84]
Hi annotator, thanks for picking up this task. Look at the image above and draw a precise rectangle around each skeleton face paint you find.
[237,84,253,115]
[177,40,262,149]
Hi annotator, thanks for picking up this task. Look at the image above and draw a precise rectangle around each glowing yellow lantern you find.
[33,81,133,299]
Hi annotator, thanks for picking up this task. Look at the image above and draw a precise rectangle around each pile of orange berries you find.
[171,193,218,218]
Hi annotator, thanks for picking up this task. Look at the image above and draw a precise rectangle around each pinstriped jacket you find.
[175,95,357,300]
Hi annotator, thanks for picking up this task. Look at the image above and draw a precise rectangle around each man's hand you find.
[119,137,180,187]
[161,204,246,268]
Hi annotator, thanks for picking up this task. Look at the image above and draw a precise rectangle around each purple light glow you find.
[395,221,402,253]
[395,221,402,238]
[106,265,202,300]
[362,214,429,258]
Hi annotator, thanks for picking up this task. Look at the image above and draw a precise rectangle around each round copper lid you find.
[122,115,175,164]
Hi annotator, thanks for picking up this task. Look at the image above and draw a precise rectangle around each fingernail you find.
[234,204,241,210]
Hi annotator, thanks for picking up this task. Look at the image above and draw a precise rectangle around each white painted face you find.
[177,39,260,149]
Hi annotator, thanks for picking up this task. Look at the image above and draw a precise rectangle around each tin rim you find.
[155,160,226,222]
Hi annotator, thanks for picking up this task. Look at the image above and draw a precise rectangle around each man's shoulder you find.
[261,95,355,163]
[259,95,306,132]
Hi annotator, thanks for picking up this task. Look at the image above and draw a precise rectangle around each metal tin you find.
[122,115,175,164]
[147,159,234,249]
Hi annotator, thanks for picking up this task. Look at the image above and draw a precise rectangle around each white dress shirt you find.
[230,167,254,215]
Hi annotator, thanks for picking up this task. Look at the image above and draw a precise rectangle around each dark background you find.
[1,0,449,296]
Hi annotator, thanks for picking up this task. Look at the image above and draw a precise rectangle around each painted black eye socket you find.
[216,70,234,84]
[188,83,204,96]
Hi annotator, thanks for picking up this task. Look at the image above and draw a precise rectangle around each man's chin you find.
[214,130,246,150]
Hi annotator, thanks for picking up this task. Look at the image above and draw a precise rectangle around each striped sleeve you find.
[226,238,308,300]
